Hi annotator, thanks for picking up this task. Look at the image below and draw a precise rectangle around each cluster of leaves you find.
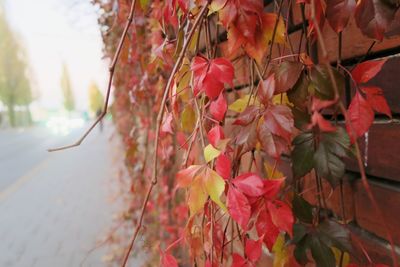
[92,0,398,266]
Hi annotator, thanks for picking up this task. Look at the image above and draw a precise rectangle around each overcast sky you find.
[3,0,109,111]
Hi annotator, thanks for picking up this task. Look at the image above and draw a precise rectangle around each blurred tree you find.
[88,81,104,114]
[0,6,33,127]
[60,63,75,112]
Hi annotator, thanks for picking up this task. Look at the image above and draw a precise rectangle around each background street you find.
[0,123,136,267]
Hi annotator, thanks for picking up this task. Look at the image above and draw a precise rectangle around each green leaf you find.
[292,194,314,224]
[318,220,353,253]
[204,144,221,163]
[310,236,336,267]
[310,65,344,100]
[293,236,309,265]
[292,132,315,178]
[291,106,311,130]
[292,223,308,244]
[287,72,309,108]
[313,127,350,187]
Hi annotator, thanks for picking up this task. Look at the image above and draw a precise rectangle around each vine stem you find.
[48,0,138,152]
[262,0,284,76]
[309,1,398,265]
[120,4,210,267]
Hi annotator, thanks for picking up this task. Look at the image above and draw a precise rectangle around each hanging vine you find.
[63,0,400,266]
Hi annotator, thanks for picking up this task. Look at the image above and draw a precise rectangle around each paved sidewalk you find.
[0,124,134,267]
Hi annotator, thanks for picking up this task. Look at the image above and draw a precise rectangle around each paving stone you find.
[0,125,125,267]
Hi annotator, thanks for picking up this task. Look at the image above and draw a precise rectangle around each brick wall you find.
[207,2,400,265]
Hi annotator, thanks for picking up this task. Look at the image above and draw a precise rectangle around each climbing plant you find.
[68,0,400,266]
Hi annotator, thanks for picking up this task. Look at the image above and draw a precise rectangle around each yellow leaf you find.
[188,28,200,53]
[125,144,137,163]
[181,105,196,133]
[204,144,221,163]
[139,0,149,10]
[228,94,260,113]
[255,141,262,152]
[244,13,286,64]
[332,247,350,267]
[261,13,286,46]
[209,0,226,13]
[188,177,208,216]
[204,169,227,211]
[174,27,185,58]
[272,93,292,106]
[215,138,231,151]
[272,234,288,267]
[176,165,202,188]
[176,62,192,102]
[273,16,286,45]
[264,161,284,179]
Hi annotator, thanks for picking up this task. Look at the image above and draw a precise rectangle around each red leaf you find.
[263,104,294,142]
[210,93,227,121]
[226,24,246,55]
[233,106,259,126]
[207,125,225,147]
[177,131,188,150]
[346,91,374,142]
[161,252,178,267]
[347,264,389,267]
[256,208,280,251]
[216,153,231,180]
[311,97,337,111]
[258,74,275,104]
[351,59,386,84]
[191,57,234,100]
[326,0,356,33]
[176,165,202,188]
[355,0,397,41]
[243,12,284,63]
[362,86,391,118]
[163,0,178,27]
[267,200,294,237]
[211,58,235,86]
[257,123,288,159]
[232,253,249,267]
[177,0,188,14]
[263,178,285,199]
[191,56,208,80]
[307,0,325,40]
[274,61,303,94]
[219,0,263,41]
[236,122,258,148]
[227,184,251,230]
[311,112,336,132]
[245,238,263,262]
[233,173,265,197]
[161,113,174,135]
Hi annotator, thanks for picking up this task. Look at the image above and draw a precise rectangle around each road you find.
[0,122,137,267]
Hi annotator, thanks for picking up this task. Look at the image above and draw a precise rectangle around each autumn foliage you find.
[92,0,399,266]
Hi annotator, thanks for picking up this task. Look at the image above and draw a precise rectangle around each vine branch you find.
[310,1,398,265]
[119,4,210,266]
[48,0,138,152]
